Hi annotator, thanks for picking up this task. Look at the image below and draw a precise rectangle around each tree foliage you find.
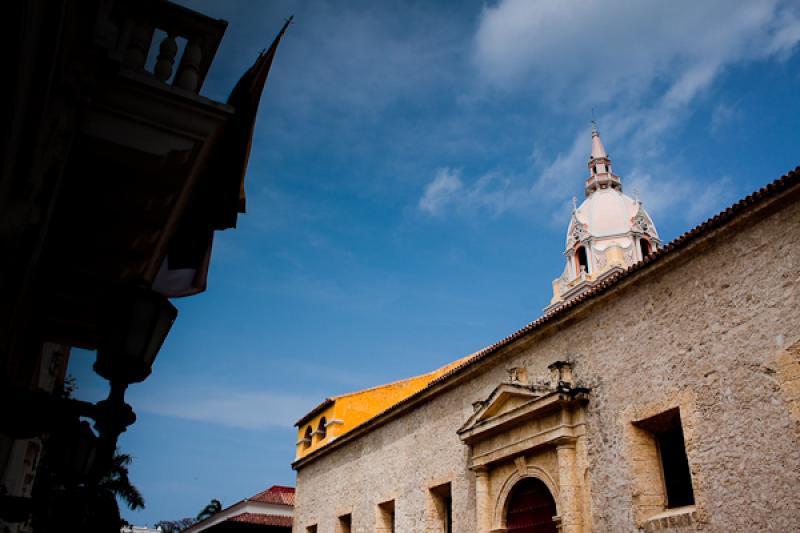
[196,498,223,521]
[154,517,197,532]
[30,375,146,531]
[102,450,146,511]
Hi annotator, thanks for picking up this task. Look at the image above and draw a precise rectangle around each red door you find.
[506,477,558,533]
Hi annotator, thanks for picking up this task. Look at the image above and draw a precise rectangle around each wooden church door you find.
[505,477,558,533]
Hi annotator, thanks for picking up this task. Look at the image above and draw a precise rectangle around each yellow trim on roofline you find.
[294,351,479,459]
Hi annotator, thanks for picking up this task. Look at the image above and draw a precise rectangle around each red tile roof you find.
[227,513,293,527]
[247,485,295,506]
[293,165,800,470]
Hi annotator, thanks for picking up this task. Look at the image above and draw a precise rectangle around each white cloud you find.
[419,168,464,215]
[765,5,800,55]
[416,1,798,223]
[416,116,739,229]
[626,172,735,225]
[531,132,587,200]
[131,385,319,430]
[474,0,800,106]
[710,100,743,136]
[419,166,542,218]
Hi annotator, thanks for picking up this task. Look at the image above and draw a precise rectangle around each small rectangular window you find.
[657,424,694,507]
[337,513,352,533]
[377,500,395,533]
[306,525,317,533]
[430,482,452,533]
[634,408,695,509]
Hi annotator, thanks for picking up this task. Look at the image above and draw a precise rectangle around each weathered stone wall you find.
[293,188,800,532]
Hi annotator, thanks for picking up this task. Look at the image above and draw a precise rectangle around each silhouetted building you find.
[1,1,289,530]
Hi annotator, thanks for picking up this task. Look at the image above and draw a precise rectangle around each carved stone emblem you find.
[631,206,657,239]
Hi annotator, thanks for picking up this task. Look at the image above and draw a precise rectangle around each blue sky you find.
[68,0,800,525]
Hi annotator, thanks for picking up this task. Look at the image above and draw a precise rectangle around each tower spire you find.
[591,121,608,159]
[585,123,621,196]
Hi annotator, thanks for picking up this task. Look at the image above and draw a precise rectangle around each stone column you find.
[474,466,492,533]
[556,440,583,533]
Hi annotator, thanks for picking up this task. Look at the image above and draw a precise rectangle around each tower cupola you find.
[546,123,662,311]
[585,123,622,196]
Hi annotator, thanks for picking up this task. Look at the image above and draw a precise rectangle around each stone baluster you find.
[154,33,178,81]
[175,40,202,92]
[123,23,152,70]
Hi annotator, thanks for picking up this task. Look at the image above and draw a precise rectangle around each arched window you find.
[575,246,589,275]
[317,417,327,440]
[639,238,652,259]
[505,477,557,532]
[303,426,313,448]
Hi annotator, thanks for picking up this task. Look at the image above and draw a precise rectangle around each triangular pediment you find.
[459,383,544,434]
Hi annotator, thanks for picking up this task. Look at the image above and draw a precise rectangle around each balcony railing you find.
[94,0,228,95]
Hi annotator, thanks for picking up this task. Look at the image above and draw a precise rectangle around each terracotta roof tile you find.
[293,165,800,469]
[227,513,293,527]
[248,485,295,506]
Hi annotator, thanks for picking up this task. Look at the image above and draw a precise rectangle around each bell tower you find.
[546,124,662,312]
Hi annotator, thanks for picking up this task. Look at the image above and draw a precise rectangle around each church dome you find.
[568,189,649,243]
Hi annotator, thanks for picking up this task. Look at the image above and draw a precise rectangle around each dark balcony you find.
[29,0,235,350]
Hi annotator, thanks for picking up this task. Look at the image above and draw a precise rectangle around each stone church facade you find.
[291,131,800,532]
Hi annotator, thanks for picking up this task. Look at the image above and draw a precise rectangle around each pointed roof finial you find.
[590,121,608,159]
[572,196,578,212]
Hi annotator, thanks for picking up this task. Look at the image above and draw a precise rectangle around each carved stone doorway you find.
[506,477,558,533]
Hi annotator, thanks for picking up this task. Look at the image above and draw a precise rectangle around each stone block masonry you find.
[293,177,800,532]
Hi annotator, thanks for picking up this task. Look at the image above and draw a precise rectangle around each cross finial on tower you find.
[572,196,578,212]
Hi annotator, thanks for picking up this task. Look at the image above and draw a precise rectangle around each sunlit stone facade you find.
[291,146,800,532]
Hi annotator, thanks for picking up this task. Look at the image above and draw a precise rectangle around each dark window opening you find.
[639,238,652,259]
[378,500,395,533]
[317,417,327,440]
[303,426,313,448]
[306,525,317,533]
[431,482,452,533]
[635,408,695,509]
[576,246,589,274]
[337,513,352,533]
[657,424,695,508]
[444,494,452,533]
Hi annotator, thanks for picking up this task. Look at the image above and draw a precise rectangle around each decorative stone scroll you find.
[631,206,659,241]
[566,217,590,249]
